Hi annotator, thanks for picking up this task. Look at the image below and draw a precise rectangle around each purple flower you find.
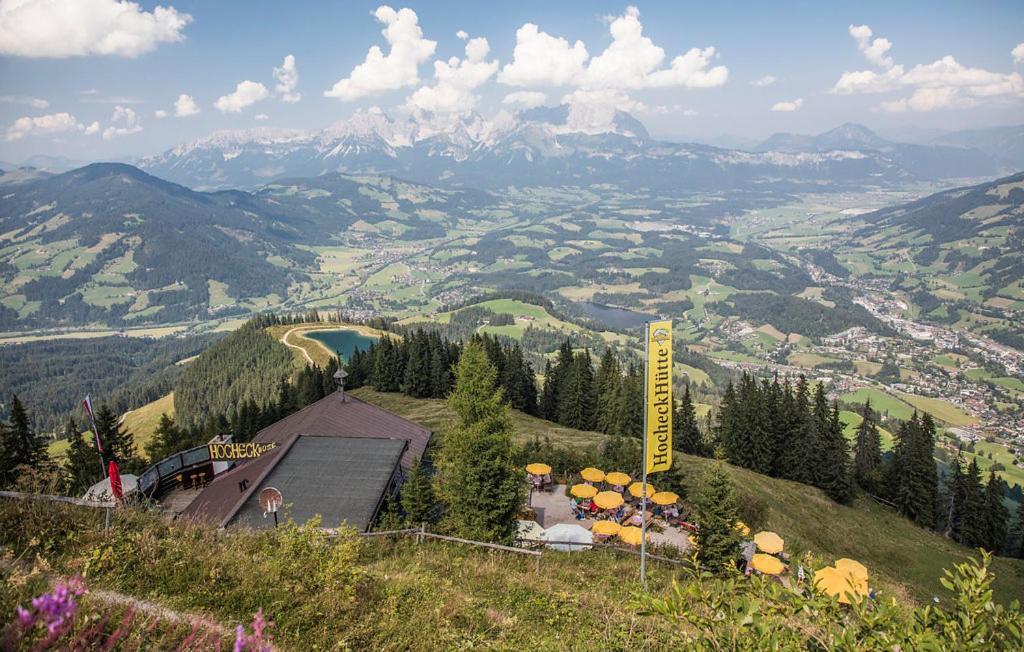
[17,577,86,636]
[233,611,274,651]
[15,605,34,626]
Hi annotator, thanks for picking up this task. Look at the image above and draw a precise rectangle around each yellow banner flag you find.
[645,320,673,474]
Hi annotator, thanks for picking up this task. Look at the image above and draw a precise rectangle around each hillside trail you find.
[0,548,230,636]
[280,326,315,366]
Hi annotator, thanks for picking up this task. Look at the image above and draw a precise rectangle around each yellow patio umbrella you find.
[605,471,631,486]
[751,553,787,575]
[593,491,625,510]
[814,566,866,605]
[579,467,605,483]
[753,531,785,554]
[734,521,751,537]
[591,520,621,536]
[835,558,869,582]
[618,525,647,546]
[628,482,656,498]
[651,491,679,506]
[570,483,598,499]
[526,463,552,475]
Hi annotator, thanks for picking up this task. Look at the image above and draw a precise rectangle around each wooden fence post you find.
[419,522,425,545]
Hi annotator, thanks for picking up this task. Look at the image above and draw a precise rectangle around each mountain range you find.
[139,108,1017,192]
[0,163,492,327]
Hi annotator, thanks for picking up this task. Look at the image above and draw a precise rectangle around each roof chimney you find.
[333,369,349,400]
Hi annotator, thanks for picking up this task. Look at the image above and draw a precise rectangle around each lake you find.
[304,329,377,362]
[578,302,655,330]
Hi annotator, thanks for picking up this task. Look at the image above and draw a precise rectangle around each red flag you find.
[108,460,123,501]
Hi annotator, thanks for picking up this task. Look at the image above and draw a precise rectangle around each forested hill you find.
[857,170,1024,245]
[0,164,492,329]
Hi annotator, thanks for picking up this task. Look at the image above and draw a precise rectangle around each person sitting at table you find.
[570,498,585,520]
[542,473,552,490]
[663,504,679,521]
[588,500,600,516]
[532,475,543,491]
[614,505,626,522]
[611,483,625,494]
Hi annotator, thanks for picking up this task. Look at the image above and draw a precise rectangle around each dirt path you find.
[0,550,229,636]
[280,326,315,366]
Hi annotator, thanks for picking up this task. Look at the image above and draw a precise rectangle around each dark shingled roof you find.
[179,392,432,527]
[230,436,407,531]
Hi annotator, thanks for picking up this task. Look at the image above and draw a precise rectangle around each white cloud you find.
[455,29,468,40]
[154,109,168,118]
[273,54,300,103]
[499,7,727,93]
[771,98,803,112]
[83,121,99,135]
[0,0,191,58]
[502,91,547,108]
[102,104,142,139]
[174,93,199,116]
[834,24,1024,112]
[255,113,269,121]
[5,112,83,141]
[848,24,894,69]
[406,35,498,114]
[0,95,49,109]
[560,88,648,132]
[585,7,728,90]
[214,81,269,113]
[324,6,436,101]
[498,23,588,87]
[636,104,697,116]
[1014,43,1024,65]
[751,75,776,87]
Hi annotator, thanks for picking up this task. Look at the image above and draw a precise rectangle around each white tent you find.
[542,523,593,551]
[82,474,139,503]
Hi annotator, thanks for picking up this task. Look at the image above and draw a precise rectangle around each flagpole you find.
[641,320,649,591]
[83,396,107,478]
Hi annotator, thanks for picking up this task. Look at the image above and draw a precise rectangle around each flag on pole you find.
[644,320,673,474]
[108,460,123,501]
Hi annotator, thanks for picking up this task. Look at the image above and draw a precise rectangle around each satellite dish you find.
[259,486,283,519]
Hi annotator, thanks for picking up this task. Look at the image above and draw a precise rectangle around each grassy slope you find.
[121,392,175,461]
[351,388,1024,604]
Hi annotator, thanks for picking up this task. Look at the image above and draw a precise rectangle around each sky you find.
[1,0,1023,162]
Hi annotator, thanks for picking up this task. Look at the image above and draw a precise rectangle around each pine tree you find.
[400,459,437,526]
[145,413,183,462]
[613,364,644,438]
[435,341,524,544]
[914,413,940,529]
[692,460,740,572]
[539,359,558,421]
[0,395,47,486]
[817,402,853,504]
[63,418,102,495]
[852,399,883,492]
[715,381,739,459]
[595,349,622,435]
[93,404,139,472]
[959,457,986,546]
[1012,499,1024,559]
[675,384,705,456]
[982,472,1009,553]
[810,384,831,486]
[943,452,967,540]
[403,330,434,398]
[558,350,596,431]
[778,377,815,484]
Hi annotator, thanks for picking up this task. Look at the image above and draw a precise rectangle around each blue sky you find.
[1,0,1022,162]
